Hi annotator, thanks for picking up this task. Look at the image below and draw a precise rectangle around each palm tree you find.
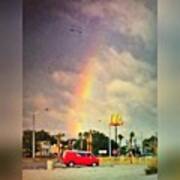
[128,131,135,163]
[55,133,65,145]
[83,132,89,139]
[118,134,124,154]
[83,132,89,151]
[129,131,135,156]
[55,133,65,156]
[78,132,83,150]
[129,131,135,147]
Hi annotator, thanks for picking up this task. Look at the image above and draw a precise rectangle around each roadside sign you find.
[98,150,107,155]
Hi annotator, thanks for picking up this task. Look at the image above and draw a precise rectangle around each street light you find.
[32,108,49,159]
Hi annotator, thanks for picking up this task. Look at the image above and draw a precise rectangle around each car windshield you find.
[77,152,94,157]
[87,153,92,157]
[78,153,86,157]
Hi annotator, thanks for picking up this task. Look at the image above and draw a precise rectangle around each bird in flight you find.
[69,25,83,34]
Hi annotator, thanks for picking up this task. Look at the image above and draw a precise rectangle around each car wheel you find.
[92,163,97,167]
[68,161,75,167]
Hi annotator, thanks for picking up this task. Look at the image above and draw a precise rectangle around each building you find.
[36,140,51,157]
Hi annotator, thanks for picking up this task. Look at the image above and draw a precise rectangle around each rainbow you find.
[75,58,95,102]
[66,32,103,137]
[67,58,96,136]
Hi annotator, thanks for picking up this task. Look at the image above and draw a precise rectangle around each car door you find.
[75,153,86,165]
[86,153,93,165]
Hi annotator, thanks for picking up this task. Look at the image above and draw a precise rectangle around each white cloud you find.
[95,48,155,85]
[80,47,157,133]
[106,79,155,106]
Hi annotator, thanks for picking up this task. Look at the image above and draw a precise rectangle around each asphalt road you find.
[23,165,157,180]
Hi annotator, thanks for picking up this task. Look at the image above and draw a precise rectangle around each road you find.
[23,165,157,180]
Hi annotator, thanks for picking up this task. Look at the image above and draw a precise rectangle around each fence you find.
[99,156,157,166]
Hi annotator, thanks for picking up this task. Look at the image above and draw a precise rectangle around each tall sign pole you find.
[115,126,118,144]
[109,113,124,155]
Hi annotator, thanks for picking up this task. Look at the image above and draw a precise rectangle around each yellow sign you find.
[110,113,124,126]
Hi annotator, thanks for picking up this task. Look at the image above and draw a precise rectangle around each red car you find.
[61,150,99,167]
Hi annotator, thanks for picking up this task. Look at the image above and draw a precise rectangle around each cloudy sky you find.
[24,0,157,139]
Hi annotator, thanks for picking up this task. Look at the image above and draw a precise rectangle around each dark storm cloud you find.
[106,30,157,67]
[24,0,97,68]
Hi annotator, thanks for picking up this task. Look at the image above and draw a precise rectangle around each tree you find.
[143,136,158,155]
[36,130,51,141]
[23,130,33,156]
[23,130,57,157]
[128,131,135,158]
[55,133,65,156]
[129,131,135,147]
[92,130,118,155]
[118,134,124,154]
[55,133,65,144]
[83,132,89,151]
[74,130,118,155]
[78,132,83,150]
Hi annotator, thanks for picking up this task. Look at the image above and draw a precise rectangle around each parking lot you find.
[23,164,157,180]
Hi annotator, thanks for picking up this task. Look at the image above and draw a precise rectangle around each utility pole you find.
[115,126,118,144]
[32,108,49,159]
[140,131,143,154]
[32,112,35,159]
[109,124,112,157]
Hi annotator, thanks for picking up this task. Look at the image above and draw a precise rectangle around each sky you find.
[23,0,157,140]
